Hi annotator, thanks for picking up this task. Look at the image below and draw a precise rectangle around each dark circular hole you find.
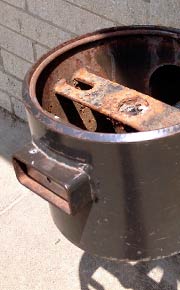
[149,65,180,107]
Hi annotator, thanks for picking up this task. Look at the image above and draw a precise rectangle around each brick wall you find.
[0,0,179,121]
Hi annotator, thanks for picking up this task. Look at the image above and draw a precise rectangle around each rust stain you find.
[54,68,180,132]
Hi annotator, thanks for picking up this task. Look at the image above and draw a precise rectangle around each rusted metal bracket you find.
[13,143,92,215]
[54,68,180,131]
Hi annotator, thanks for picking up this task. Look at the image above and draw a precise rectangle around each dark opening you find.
[149,65,180,107]
[47,177,51,183]
[57,95,87,129]
[74,80,93,91]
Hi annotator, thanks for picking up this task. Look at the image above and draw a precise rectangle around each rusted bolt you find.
[119,97,149,116]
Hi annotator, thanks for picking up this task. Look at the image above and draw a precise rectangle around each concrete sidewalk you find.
[0,108,180,290]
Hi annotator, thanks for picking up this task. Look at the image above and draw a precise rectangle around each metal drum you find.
[13,26,180,261]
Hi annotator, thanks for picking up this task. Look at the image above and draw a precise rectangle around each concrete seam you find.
[0,194,26,217]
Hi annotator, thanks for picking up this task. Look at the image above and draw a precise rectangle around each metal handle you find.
[13,143,92,215]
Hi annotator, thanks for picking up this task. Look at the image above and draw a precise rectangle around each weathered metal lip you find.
[25,25,180,143]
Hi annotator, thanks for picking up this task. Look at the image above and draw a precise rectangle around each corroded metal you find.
[55,68,180,131]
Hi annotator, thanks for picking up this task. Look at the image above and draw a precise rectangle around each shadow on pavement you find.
[79,252,180,290]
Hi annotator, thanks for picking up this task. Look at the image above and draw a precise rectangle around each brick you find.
[149,0,180,27]
[3,0,25,9]
[0,2,23,32]
[21,16,71,48]
[67,0,149,25]
[0,25,34,62]
[34,44,49,60]
[0,71,22,100]
[1,50,31,80]
[0,90,12,112]
[27,0,115,35]
[0,1,72,48]
[11,97,27,121]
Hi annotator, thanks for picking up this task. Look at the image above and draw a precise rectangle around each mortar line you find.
[0,47,34,64]
[0,22,52,53]
[32,42,37,62]
[0,66,23,83]
[0,0,77,36]
[0,48,5,72]
[0,0,120,36]
[0,44,48,64]
[0,88,22,100]
[61,0,121,25]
